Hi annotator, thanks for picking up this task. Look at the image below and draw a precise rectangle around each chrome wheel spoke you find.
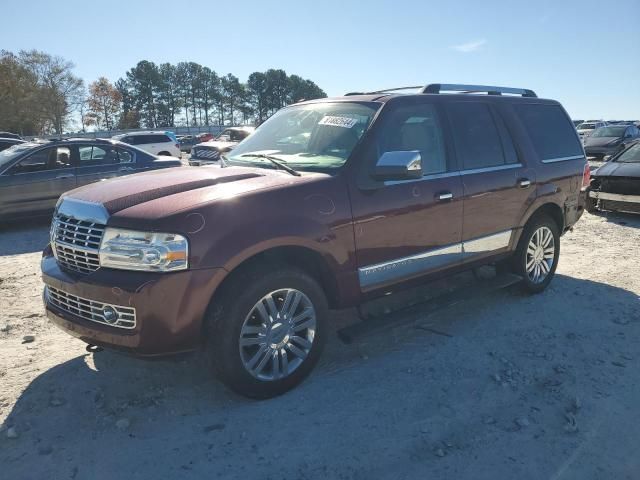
[240,335,266,347]
[264,296,279,321]
[247,345,270,371]
[282,290,302,318]
[525,226,555,284]
[286,341,307,359]
[291,335,312,350]
[280,348,289,377]
[293,318,315,332]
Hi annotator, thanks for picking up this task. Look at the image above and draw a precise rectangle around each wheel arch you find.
[207,244,343,318]
[513,201,564,249]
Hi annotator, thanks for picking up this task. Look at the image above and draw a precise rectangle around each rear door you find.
[445,101,535,263]
[0,146,76,217]
[350,99,464,292]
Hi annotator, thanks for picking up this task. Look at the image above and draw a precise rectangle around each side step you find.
[337,272,523,344]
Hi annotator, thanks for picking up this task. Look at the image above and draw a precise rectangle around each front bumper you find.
[589,190,640,214]
[42,251,226,356]
[584,145,620,157]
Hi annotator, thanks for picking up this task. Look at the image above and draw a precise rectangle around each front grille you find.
[46,286,136,329]
[193,148,220,160]
[53,214,105,273]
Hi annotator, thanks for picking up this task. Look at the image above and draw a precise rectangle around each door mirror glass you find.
[373,151,423,181]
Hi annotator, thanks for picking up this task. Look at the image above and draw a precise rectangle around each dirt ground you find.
[0,211,639,480]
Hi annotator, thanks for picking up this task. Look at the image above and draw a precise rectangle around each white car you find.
[112,131,181,157]
[576,121,607,139]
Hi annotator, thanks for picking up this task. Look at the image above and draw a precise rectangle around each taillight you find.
[581,162,591,190]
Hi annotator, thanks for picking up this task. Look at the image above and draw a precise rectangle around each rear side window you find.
[146,135,170,144]
[447,102,506,170]
[514,104,583,161]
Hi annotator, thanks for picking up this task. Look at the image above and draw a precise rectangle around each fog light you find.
[102,306,118,324]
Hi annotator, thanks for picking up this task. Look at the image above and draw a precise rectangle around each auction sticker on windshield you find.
[318,116,358,128]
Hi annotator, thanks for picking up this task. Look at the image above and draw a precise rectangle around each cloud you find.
[450,39,487,53]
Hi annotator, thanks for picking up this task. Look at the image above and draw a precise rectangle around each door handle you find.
[518,178,531,188]
[437,192,453,201]
[55,174,74,179]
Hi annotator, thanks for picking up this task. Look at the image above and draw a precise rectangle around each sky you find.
[1,0,639,120]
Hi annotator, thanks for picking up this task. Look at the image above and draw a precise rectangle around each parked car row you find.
[0,138,181,221]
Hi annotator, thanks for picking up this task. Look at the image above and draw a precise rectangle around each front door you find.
[349,100,464,293]
[445,101,535,263]
[0,146,76,218]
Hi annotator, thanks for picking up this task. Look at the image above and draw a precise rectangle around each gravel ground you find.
[0,211,639,480]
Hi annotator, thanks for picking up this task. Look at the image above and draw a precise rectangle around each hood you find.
[61,166,308,220]
[592,161,640,178]
[584,136,620,147]
[194,140,237,150]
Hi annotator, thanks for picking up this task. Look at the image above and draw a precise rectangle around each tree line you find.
[0,50,327,136]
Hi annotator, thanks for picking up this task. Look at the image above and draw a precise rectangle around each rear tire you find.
[204,266,328,399]
[512,215,560,294]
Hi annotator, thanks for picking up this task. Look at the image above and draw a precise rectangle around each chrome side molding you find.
[358,229,513,290]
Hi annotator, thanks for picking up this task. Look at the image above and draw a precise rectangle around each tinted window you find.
[9,147,72,174]
[447,102,505,169]
[140,134,170,144]
[514,104,583,160]
[377,103,447,175]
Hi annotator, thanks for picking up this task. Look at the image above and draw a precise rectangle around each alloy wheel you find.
[525,226,555,284]
[239,289,316,381]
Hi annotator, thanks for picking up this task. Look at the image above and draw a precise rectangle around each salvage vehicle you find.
[0,138,182,221]
[583,125,640,159]
[189,127,255,165]
[587,140,640,214]
[42,84,588,398]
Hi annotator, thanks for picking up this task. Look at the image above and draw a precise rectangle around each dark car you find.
[178,135,197,153]
[587,140,640,214]
[189,127,255,165]
[583,125,640,159]
[0,137,25,152]
[0,131,22,140]
[41,83,587,398]
[0,138,182,221]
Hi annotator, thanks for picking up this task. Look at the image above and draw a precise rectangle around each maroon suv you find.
[42,83,588,398]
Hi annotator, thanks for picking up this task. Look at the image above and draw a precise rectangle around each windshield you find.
[0,142,43,171]
[578,123,596,130]
[615,143,640,163]
[226,102,379,172]
[592,126,626,137]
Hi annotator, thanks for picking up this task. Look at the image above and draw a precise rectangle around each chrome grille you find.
[193,148,219,159]
[46,286,136,329]
[53,214,105,273]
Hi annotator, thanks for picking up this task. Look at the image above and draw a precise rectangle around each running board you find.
[337,272,523,344]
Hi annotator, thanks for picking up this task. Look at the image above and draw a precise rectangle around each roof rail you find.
[423,83,537,98]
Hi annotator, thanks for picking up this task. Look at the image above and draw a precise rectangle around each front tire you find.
[512,215,560,293]
[205,266,328,399]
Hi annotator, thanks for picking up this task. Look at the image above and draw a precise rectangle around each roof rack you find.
[423,83,537,97]
[345,83,537,98]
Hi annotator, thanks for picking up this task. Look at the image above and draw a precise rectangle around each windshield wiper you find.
[239,153,301,176]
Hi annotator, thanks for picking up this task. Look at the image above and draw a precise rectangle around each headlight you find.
[99,228,188,272]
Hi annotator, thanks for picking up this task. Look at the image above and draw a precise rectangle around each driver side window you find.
[376,103,448,175]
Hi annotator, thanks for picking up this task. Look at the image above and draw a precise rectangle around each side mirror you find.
[372,151,423,181]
